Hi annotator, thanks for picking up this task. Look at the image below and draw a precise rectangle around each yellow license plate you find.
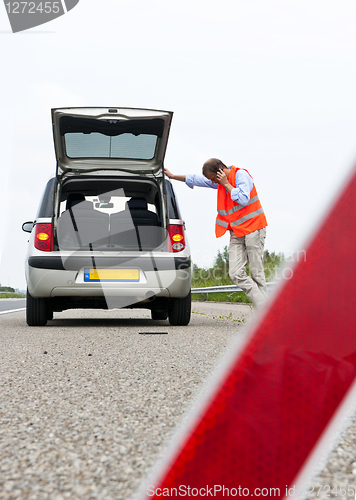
[84,269,139,282]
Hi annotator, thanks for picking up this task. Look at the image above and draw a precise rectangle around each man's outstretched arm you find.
[165,168,218,190]
[164,168,186,182]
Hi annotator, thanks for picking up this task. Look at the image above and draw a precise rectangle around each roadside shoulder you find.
[192,301,253,322]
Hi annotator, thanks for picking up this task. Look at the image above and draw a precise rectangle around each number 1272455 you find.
[5,2,61,14]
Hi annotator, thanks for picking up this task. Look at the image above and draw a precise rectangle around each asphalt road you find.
[1,302,355,500]
[0,302,252,499]
[0,299,26,314]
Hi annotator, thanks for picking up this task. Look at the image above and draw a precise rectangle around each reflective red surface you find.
[143,167,356,499]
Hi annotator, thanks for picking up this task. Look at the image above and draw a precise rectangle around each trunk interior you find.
[55,176,167,252]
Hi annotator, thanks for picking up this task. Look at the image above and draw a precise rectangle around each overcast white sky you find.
[1,0,356,290]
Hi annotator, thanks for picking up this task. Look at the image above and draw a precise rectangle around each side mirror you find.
[22,221,34,233]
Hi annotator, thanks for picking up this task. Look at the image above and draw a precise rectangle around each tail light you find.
[169,224,186,252]
[34,223,53,252]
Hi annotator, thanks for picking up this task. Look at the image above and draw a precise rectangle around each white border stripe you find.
[0,308,25,315]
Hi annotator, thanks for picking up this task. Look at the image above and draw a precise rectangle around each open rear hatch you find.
[52,107,173,177]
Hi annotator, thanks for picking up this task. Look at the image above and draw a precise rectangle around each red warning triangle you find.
[142,166,356,499]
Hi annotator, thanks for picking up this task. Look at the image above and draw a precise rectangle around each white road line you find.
[0,308,26,315]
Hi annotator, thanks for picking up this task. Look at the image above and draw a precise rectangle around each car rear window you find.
[60,116,164,161]
[65,132,157,160]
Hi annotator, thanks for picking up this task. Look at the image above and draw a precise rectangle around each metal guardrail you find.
[191,282,277,294]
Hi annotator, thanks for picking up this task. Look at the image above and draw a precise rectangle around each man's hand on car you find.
[164,167,173,178]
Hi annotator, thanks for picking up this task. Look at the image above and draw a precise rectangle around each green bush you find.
[0,285,15,293]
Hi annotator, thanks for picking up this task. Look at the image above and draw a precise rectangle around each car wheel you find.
[168,291,191,326]
[47,310,54,321]
[26,289,48,326]
[151,310,168,320]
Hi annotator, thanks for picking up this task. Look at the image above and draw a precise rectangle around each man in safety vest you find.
[164,158,268,308]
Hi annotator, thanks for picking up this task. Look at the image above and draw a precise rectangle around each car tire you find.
[151,310,168,320]
[26,289,48,326]
[168,291,191,326]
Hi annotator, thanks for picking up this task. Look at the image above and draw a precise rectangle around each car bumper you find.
[26,253,191,299]
[28,255,191,271]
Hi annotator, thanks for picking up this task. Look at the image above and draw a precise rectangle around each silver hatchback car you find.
[22,107,191,326]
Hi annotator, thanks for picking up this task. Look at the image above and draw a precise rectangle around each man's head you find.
[202,158,227,182]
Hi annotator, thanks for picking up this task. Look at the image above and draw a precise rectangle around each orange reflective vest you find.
[215,166,267,238]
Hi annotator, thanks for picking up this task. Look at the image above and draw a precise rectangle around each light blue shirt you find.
[185,167,253,207]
